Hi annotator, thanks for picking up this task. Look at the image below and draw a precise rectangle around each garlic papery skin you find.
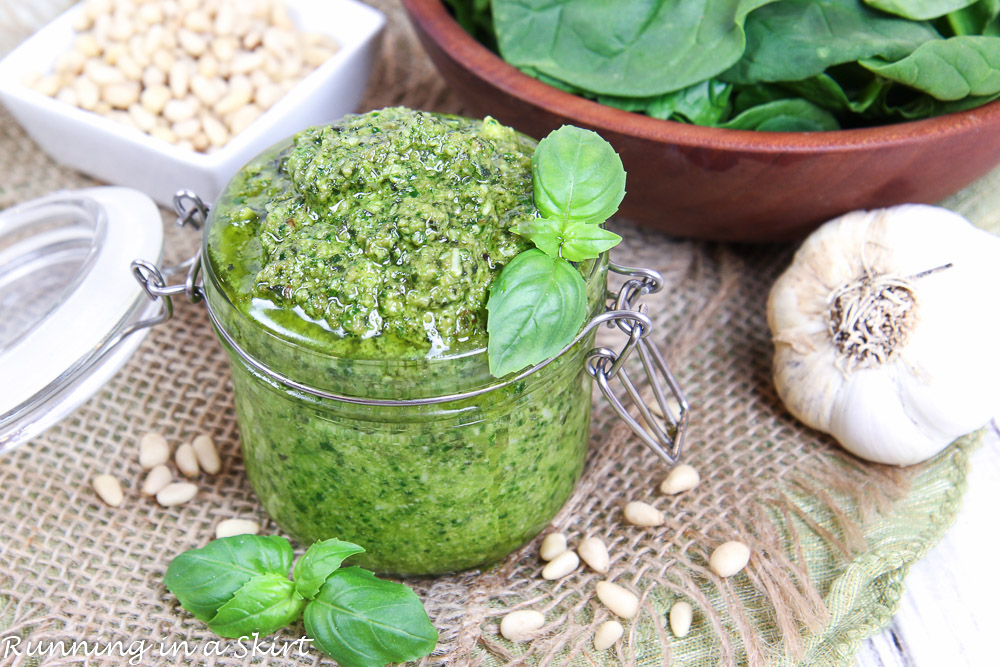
[767,204,1000,466]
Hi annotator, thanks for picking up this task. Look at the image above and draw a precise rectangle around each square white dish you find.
[0,0,385,207]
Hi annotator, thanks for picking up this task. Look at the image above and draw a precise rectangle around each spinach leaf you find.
[598,80,734,125]
[720,98,841,131]
[865,0,978,20]
[943,0,1000,34]
[781,72,889,113]
[207,574,305,639]
[486,249,587,378]
[164,535,294,622]
[532,125,625,225]
[293,539,366,600]
[861,35,1000,99]
[493,0,780,96]
[303,567,438,667]
[443,0,498,51]
[724,0,940,84]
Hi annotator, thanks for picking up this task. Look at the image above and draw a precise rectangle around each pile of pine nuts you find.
[501,461,752,650]
[24,0,338,153]
[92,430,259,539]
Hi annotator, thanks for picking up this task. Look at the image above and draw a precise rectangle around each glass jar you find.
[133,192,688,577]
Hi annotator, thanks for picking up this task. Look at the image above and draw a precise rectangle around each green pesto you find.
[207,107,534,359]
[204,108,606,575]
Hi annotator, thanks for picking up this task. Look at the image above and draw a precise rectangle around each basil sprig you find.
[164,536,437,666]
[487,125,626,377]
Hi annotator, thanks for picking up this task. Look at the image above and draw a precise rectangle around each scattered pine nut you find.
[660,464,700,495]
[156,482,197,507]
[539,532,568,561]
[578,537,610,574]
[175,443,200,477]
[623,501,664,527]
[593,620,624,651]
[138,432,169,469]
[92,474,123,507]
[499,609,545,642]
[140,464,172,496]
[541,550,579,580]
[192,434,221,474]
[709,541,751,578]
[669,601,693,637]
[595,581,639,619]
[216,519,260,539]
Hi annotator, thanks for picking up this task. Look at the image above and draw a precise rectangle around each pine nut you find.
[669,601,693,637]
[191,75,223,106]
[202,113,229,147]
[168,60,190,98]
[103,81,140,108]
[214,84,252,117]
[128,103,157,132]
[138,431,170,469]
[156,482,198,507]
[92,474,124,507]
[141,464,172,496]
[192,434,222,474]
[623,501,663,527]
[593,620,624,651]
[226,104,262,135]
[73,77,100,110]
[660,464,700,495]
[178,29,208,57]
[163,97,198,123]
[499,610,544,642]
[541,550,579,580]
[709,541,751,578]
[595,581,639,619]
[539,532,567,561]
[578,537,610,573]
[175,443,200,478]
[140,85,171,114]
[216,519,260,539]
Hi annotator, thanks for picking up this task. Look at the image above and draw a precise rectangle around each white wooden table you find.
[858,420,1000,666]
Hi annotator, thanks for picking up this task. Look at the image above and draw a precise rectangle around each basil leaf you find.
[487,249,587,378]
[532,125,626,226]
[493,0,779,96]
[164,535,295,622]
[303,567,438,667]
[513,218,564,258]
[723,0,940,85]
[865,0,978,21]
[293,538,366,600]
[207,574,305,639]
[559,221,622,262]
[861,35,1000,100]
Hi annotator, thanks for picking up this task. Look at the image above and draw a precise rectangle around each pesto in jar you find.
[204,108,606,574]
[209,106,535,359]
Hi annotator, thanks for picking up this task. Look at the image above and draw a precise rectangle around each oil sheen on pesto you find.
[205,108,605,575]
[209,107,534,359]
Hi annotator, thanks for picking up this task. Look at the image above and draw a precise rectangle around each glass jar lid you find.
[0,187,164,452]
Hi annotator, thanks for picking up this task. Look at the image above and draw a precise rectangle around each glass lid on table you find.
[0,187,163,453]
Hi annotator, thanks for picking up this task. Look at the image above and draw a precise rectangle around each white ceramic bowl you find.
[0,0,385,207]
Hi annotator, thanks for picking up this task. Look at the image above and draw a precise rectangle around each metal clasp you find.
[128,191,208,330]
[588,262,689,466]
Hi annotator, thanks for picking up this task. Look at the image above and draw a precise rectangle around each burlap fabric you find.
[1,2,998,665]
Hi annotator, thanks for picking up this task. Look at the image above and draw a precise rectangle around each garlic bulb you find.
[767,204,1000,466]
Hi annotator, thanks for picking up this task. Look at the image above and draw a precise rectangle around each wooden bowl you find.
[402,0,1000,242]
